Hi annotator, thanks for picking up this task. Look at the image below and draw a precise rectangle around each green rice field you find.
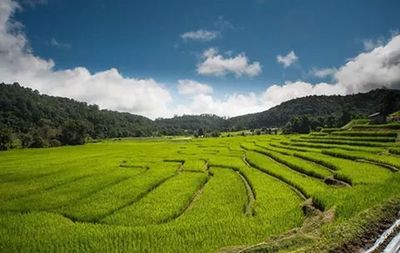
[1,131,400,252]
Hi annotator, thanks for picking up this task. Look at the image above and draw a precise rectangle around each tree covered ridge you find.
[0,83,155,149]
[1,82,399,149]
[227,89,400,130]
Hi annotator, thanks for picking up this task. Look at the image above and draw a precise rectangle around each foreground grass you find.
[0,134,399,252]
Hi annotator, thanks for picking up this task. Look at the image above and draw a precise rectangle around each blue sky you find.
[1,0,400,118]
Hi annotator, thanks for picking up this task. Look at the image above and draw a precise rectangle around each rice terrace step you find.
[1,131,400,252]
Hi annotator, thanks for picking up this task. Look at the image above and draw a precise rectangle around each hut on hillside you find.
[368,112,385,124]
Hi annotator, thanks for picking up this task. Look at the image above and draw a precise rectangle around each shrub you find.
[49,139,62,147]
[20,133,33,148]
[30,132,47,148]
[0,128,13,151]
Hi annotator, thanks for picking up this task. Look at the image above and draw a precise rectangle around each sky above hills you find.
[0,0,400,118]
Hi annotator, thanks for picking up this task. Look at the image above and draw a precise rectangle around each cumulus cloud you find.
[256,35,400,112]
[262,81,344,106]
[197,48,262,77]
[181,29,219,42]
[335,35,400,93]
[177,79,213,95]
[173,93,267,117]
[310,67,337,78]
[363,38,384,51]
[277,51,298,68]
[168,82,343,118]
[2,0,400,119]
[262,35,400,109]
[0,0,171,119]
[176,34,400,117]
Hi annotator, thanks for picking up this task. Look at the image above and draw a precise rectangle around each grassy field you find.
[0,132,400,252]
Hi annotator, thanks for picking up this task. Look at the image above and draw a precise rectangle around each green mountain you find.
[155,114,226,135]
[1,82,399,149]
[0,83,155,148]
[227,89,400,129]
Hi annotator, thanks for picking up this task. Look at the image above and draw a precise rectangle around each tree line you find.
[1,82,399,150]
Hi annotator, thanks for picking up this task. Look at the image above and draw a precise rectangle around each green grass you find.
[280,140,386,153]
[250,146,333,179]
[299,135,396,142]
[59,167,178,222]
[290,138,393,147]
[102,172,208,226]
[0,133,399,252]
[292,152,392,185]
[322,148,400,170]
[388,147,400,155]
[331,131,398,137]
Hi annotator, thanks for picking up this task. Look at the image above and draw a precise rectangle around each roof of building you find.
[368,112,381,118]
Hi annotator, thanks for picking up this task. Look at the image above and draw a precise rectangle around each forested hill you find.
[227,89,400,129]
[155,115,226,135]
[1,82,400,149]
[0,83,155,147]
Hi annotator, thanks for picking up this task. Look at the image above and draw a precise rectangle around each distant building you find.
[368,112,385,124]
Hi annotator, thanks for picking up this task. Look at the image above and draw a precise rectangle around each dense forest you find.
[155,114,226,136]
[1,82,399,150]
[0,83,155,149]
[227,89,400,130]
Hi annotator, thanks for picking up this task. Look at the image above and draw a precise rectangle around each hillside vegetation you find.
[227,89,400,129]
[1,82,399,149]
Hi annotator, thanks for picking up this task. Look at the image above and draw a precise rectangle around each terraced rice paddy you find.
[1,131,400,252]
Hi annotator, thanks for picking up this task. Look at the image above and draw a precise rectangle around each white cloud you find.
[262,35,400,108]
[167,81,345,118]
[177,79,213,95]
[258,35,400,111]
[197,48,262,77]
[173,34,400,117]
[173,93,267,117]
[2,0,400,119]
[0,0,171,119]
[262,81,344,106]
[181,29,219,42]
[277,51,298,68]
[49,38,71,49]
[310,67,337,78]
[335,35,400,93]
[363,38,384,51]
